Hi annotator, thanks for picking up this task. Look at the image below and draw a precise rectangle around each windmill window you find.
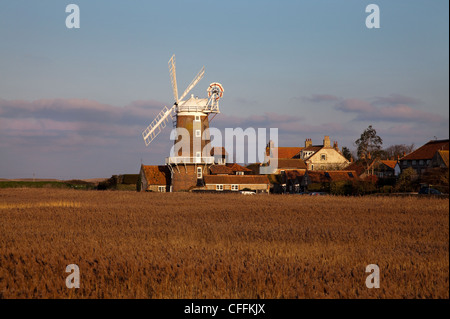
[195,115,201,121]
[197,167,203,179]
[321,154,326,161]
[195,130,201,137]
[216,184,223,191]
[231,184,239,191]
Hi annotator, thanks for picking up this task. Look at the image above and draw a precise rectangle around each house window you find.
[321,154,326,161]
[311,165,314,170]
[195,130,201,137]
[419,160,424,166]
[412,160,417,166]
[195,115,200,121]
[426,160,431,165]
[231,184,239,191]
[236,171,244,175]
[348,172,354,178]
[195,152,201,163]
[158,186,166,193]
[197,167,202,179]
[320,165,325,170]
[216,184,223,191]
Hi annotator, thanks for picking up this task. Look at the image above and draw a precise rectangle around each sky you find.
[0,0,448,179]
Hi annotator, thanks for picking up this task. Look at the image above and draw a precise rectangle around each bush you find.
[380,185,393,193]
[330,181,356,195]
[395,167,419,192]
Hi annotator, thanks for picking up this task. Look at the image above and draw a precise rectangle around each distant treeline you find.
[0,174,139,191]
[0,180,96,190]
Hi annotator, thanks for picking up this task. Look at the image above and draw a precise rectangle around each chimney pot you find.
[323,135,331,148]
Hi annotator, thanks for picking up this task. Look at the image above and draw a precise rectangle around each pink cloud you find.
[336,99,375,113]
[335,97,445,124]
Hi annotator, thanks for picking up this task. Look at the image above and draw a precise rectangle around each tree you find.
[383,144,415,160]
[355,125,383,160]
[341,146,353,161]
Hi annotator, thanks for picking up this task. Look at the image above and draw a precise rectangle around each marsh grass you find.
[0,189,448,298]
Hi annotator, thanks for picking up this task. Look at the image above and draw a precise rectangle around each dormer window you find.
[195,115,200,121]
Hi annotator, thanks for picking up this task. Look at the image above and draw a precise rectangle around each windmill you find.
[142,54,224,191]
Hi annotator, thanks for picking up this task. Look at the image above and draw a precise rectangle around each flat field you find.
[0,188,448,298]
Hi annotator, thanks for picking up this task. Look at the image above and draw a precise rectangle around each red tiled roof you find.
[401,139,449,160]
[277,159,307,169]
[141,165,170,185]
[204,175,270,185]
[344,162,366,176]
[306,170,359,183]
[380,160,397,169]
[210,165,233,175]
[226,163,252,172]
[268,147,304,159]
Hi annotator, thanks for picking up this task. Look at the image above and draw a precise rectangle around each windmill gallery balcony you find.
[165,156,215,165]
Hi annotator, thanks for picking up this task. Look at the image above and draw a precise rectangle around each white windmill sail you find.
[142,105,175,146]
[142,54,208,147]
[178,66,205,102]
[168,55,179,103]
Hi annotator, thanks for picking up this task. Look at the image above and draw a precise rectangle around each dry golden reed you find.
[0,188,448,299]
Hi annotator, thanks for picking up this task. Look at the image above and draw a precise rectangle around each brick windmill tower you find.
[142,54,224,191]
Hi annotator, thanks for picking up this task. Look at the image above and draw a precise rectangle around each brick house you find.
[365,159,398,178]
[399,139,449,175]
[202,175,270,193]
[209,163,252,175]
[138,165,171,192]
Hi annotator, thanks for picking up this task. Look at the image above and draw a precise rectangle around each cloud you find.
[371,94,421,106]
[302,94,341,103]
[336,99,374,113]
[334,96,445,124]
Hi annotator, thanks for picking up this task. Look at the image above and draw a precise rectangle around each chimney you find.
[267,140,275,157]
[323,136,331,148]
[333,141,339,151]
[305,138,312,148]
